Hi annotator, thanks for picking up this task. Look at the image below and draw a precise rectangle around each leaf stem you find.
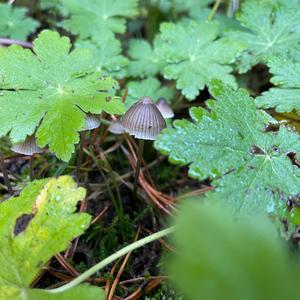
[208,0,222,21]
[47,226,175,294]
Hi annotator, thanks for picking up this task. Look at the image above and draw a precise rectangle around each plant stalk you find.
[208,0,222,21]
[76,132,85,183]
[133,139,144,196]
[0,151,13,195]
[47,226,175,294]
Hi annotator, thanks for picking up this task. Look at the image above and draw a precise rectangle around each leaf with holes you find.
[155,20,245,100]
[127,38,166,78]
[125,77,175,110]
[155,81,300,213]
[256,56,300,114]
[60,0,138,40]
[0,176,104,300]
[0,3,39,40]
[226,0,300,73]
[0,30,124,161]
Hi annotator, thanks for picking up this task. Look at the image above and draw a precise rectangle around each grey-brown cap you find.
[108,120,125,135]
[11,135,43,156]
[121,97,166,140]
[83,113,101,131]
[156,97,174,119]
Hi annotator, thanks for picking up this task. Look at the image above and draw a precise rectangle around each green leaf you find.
[125,77,175,109]
[155,81,300,213]
[150,0,213,16]
[0,175,104,300]
[127,38,165,78]
[169,200,299,300]
[60,0,138,40]
[256,56,300,114]
[226,0,300,73]
[155,21,244,100]
[0,30,124,161]
[0,3,39,40]
[39,0,69,16]
[76,35,129,79]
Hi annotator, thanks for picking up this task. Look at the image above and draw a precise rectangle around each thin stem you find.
[0,38,32,48]
[133,139,144,196]
[29,156,33,181]
[47,226,175,294]
[76,132,85,183]
[208,0,222,21]
[0,151,13,195]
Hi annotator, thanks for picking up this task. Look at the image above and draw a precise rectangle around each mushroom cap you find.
[121,97,166,140]
[83,113,101,131]
[108,120,125,135]
[11,135,43,156]
[156,97,174,119]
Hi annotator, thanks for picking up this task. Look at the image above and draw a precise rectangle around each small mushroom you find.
[155,97,174,119]
[108,120,125,135]
[121,97,166,195]
[122,97,166,140]
[11,135,43,156]
[83,113,101,131]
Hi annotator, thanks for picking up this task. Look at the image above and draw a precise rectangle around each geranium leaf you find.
[125,77,175,109]
[127,38,165,78]
[0,3,39,40]
[155,81,300,213]
[155,21,245,100]
[0,30,124,161]
[226,0,300,73]
[60,0,138,40]
[256,56,300,114]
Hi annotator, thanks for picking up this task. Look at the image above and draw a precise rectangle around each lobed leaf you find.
[155,81,300,213]
[226,0,300,72]
[60,0,138,40]
[155,21,244,100]
[0,30,124,161]
[0,3,39,40]
[125,77,175,110]
[256,56,300,114]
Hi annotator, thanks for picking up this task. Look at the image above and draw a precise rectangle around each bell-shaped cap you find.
[83,113,101,131]
[108,120,125,135]
[121,97,166,140]
[11,135,43,156]
[156,97,174,118]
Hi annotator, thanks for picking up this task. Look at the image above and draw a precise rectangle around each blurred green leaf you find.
[169,200,299,300]
[256,56,300,114]
[0,3,39,40]
[125,77,175,109]
[156,21,244,100]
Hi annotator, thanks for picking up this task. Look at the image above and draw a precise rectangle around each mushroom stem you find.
[29,156,34,181]
[76,132,85,183]
[0,151,13,195]
[133,139,145,196]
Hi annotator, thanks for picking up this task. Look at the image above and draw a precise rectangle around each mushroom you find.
[11,135,43,156]
[155,97,174,119]
[121,96,166,195]
[11,135,43,182]
[82,113,101,131]
[108,120,125,135]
